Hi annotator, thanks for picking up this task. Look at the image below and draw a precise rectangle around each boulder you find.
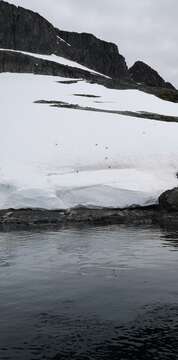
[159,187,178,211]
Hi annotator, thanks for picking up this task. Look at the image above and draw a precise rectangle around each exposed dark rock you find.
[58,80,80,84]
[0,1,176,99]
[56,29,129,79]
[0,206,161,231]
[1,205,178,231]
[0,1,129,80]
[73,94,101,98]
[159,187,178,211]
[0,50,106,82]
[140,86,178,103]
[34,99,178,123]
[0,0,57,54]
[129,61,175,90]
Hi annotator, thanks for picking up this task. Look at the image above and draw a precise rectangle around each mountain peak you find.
[129,61,175,90]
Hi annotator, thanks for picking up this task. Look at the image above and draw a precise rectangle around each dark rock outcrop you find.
[0,1,128,79]
[0,0,57,54]
[56,29,129,79]
[1,205,178,231]
[159,187,178,211]
[0,1,176,93]
[129,61,175,90]
[35,99,178,123]
[0,206,161,231]
[0,50,107,82]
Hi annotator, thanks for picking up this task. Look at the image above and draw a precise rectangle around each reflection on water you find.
[0,225,178,360]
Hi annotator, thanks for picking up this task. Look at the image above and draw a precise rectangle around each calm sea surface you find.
[0,225,178,360]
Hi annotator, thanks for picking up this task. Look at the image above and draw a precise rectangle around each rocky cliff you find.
[0,1,128,79]
[0,0,57,54]
[0,1,175,90]
[56,29,128,79]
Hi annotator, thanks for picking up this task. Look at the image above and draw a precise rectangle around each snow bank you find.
[1,73,178,209]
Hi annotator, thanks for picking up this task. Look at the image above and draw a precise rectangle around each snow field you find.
[1,73,178,209]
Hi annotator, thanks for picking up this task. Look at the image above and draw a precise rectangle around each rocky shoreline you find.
[1,187,178,231]
[0,204,178,231]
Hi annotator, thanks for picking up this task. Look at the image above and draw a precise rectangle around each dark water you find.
[0,225,178,360]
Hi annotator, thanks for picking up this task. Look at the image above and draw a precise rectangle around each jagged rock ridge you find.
[0,0,175,90]
[0,0,128,79]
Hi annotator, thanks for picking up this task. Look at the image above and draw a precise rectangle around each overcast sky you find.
[10,0,178,87]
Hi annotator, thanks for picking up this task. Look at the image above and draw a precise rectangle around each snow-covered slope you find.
[1,73,178,209]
